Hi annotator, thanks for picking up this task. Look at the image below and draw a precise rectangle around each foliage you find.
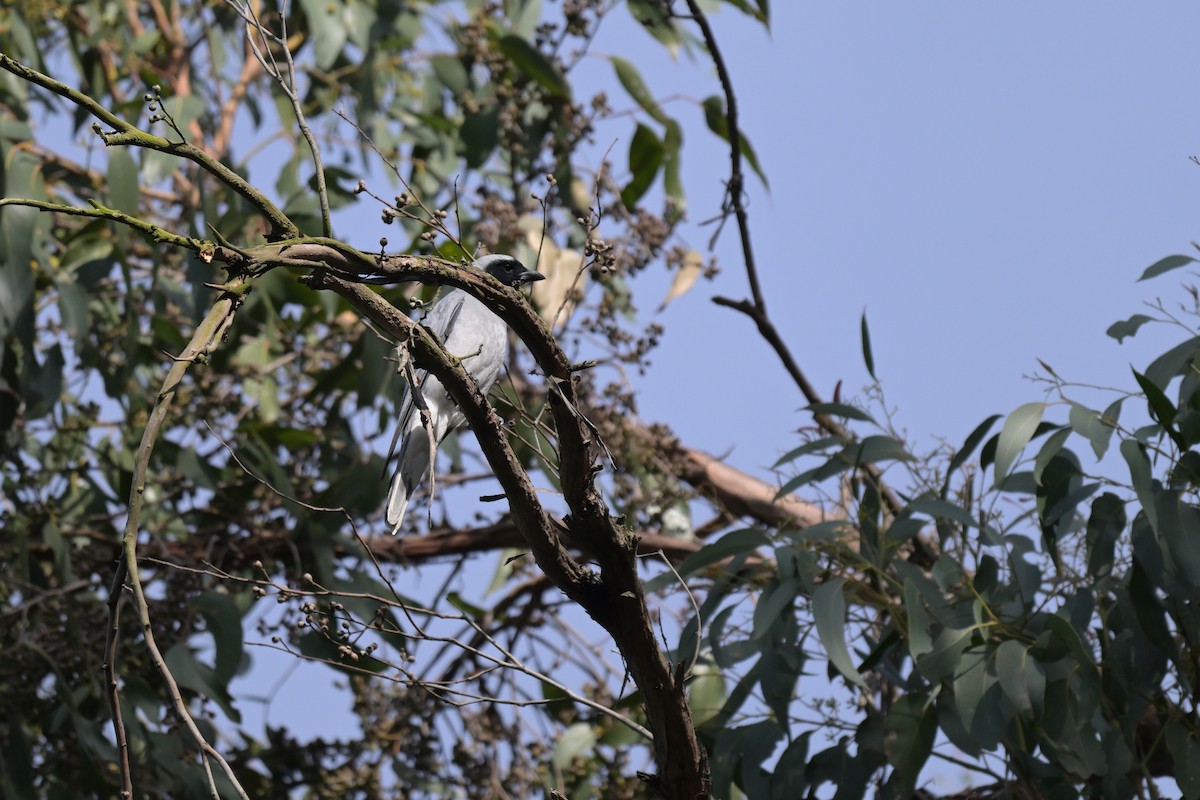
[686,268,1200,799]
[2,1,1199,799]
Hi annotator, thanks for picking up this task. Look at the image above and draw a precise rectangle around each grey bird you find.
[385,254,544,534]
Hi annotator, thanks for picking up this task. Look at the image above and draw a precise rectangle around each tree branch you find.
[684,4,910,525]
[108,279,251,799]
[307,268,711,799]
[0,52,299,241]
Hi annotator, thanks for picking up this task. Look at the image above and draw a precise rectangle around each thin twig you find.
[684,1,909,524]
[0,53,298,240]
[226,0,331,235]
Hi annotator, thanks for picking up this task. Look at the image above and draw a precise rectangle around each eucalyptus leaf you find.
[993,402,1046,481]
[812,579,866,688]
[499,34,570,98]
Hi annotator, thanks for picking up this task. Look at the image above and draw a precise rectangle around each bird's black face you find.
[478,255,546,287]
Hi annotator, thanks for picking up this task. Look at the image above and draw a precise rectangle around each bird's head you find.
[475,254,545,288]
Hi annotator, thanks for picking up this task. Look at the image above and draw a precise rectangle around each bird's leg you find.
[446,344,485,365]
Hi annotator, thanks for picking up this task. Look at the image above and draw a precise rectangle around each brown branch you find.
[108,279,251,799]
[103,562,133,799]
[306,267,711,799]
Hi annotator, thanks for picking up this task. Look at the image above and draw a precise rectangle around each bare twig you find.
[226,0,332,235]
[683,1,909,526]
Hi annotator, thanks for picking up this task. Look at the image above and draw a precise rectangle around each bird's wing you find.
[437,292,507,392]
[421,288,469,342]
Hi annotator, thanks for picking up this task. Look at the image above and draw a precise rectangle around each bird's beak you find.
[517,272,546,285]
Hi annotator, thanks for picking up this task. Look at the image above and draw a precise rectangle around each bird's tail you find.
[384,470,411,535]
[385,428,431,534]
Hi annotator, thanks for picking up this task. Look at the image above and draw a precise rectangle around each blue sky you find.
[180,3,1200,794]
[607,3,1200,481]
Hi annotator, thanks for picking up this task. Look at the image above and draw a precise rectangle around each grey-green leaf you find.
[1138,254,1196,282]
[499,34,570,99]
[621,123,664,208]
[812,578,866,688]
[701,95,769,188]
[1106,313,1155,343]
[861,311,876,379]
[993,402,1046,482]
[610,55,669,125]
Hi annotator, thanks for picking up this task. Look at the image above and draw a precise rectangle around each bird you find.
[384,254,544,534]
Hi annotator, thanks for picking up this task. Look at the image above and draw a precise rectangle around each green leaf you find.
[193,591,245,685]
[854,435,913,464]
[1138,254,1196,281]
[687,662,726,727]
[1084,492,1126,579]
[296,631,388,675]
[164,644,240,723]
[446,591,487,617]
[610,55,669,125]
[751,578,800,639]
[770,733,810,798]
[677,528,770,577]
[1068,402,1117,460]
[701,95,769,187]
[812,578,866,688]
[773,435,841,468]
[552,722,596,770]
[298,0,348,70]
[59,234,114,275]
[627,0,684,51]
[1132,367,1180,433]
[883,693,936,797]
[1145,336,1200,389]
[1121,438,1156,531]
[776,436,909,497]
[662,120,685,208]
[1154,492,1200,587]
[993,402,1046,481]
[621,123,665,208]
[1032,427,1071,487]
[994,640,1041,715]
[722,0,770,22]
[431,54,469,95]
[917,624,974,683]
[807,402,877,424]
[787,520,855,543]
[1166,721,1200,800]
[505,0,543,39]
[947,414,1002,483]
[952,645,1002,751]
[461,105,499,168]
[1106,313,1155,343]
[498,34,570,99]
[106,148,139,215]
[905,497,977,528]
[25,344,63,420]
[861,311,876,379]
[902,580,933,661]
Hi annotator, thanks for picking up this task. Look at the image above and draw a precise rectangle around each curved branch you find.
[307,267,711,799]
[0,52,299,241]
[108,280,251,799]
